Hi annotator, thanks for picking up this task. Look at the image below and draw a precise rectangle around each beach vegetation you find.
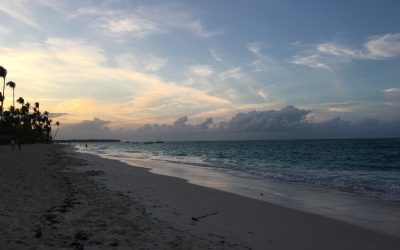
[6,81,16,107]
[0,65,7,114]
[0,65,57,144]
[53,121,61,140]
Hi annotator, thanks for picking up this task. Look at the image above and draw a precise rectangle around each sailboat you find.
[155,132,164,143]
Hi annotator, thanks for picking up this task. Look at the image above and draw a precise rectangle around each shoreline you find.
[1,144,399,249]
[71,146,400,249]
[78,145,400,238]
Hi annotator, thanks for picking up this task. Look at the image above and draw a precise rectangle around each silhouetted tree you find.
[53,121,60,140]
[6,81,16,108]
[0,66,7,116]
[17,96,24,105]
[0,67,54,143]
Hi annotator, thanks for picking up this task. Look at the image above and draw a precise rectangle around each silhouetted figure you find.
[85,144,88,149]
[10,137,15,149]
[18,137,22,151]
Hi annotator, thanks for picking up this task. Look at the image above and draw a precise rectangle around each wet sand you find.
[1,144,399,249]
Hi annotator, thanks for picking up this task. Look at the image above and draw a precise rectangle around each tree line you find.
[0,65,60,144]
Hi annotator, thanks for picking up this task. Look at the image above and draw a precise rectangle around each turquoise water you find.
[84,139,400,201]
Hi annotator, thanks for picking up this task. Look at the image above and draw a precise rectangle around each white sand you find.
[1,144,399,249]
[72,146,400,250]
[0,144,215,249]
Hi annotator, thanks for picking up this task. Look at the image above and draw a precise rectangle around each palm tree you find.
[34,102,39,112]
[6,81,16,107]
[53,121,60,140]
[0,66,7,116]
[17,97,24,107]
[16,97,25,122]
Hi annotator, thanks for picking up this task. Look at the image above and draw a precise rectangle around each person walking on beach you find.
[17,137,22,151]
[10,137,15,149]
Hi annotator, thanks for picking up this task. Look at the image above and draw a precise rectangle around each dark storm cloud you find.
[220,105,311,132]
[59,118,113,139]
[58,106,400,140]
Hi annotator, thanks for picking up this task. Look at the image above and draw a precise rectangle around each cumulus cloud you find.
[221,105,310,132]
[130,116,215,141]
[139,115,213,132]
[57,106,400,140]
[59,118,113,139]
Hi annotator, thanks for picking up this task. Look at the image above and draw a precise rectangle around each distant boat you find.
[156,132,164,143]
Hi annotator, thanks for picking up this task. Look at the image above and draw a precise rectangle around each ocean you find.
[79,139,400,201]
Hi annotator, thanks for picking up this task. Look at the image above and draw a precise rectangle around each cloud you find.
[221,105,310,132]
[384,88,400,95]
[59,105,400,140]
[258,89,269,101]
[247,41,285,72]
[49,112,68,118]
[210,49,223,63]
[291,54,331,71]
[365,33,400,59]
[291,33,400,70]
[185,20,220,37]
[0,0,41,29]
[69,7,161,37]
[247,41,264,57]
[174,116,189,127]
[317,42,361,59]
[219,67,245,81]
[0,25,10,34]
[99,16,159,37]
[129,115,215,141]
[69,4,219,38]
[59,118,113,139]
[0,37,236,127]
[116,53,167,72]
[140,106,311,133]
[299,100,400,123]
[189,65,215,77]
[35,0,63,11]
[384,88,400,104]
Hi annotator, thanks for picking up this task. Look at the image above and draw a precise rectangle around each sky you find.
[0,0,399,140]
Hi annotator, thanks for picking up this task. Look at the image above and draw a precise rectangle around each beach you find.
[1,144,399,249]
